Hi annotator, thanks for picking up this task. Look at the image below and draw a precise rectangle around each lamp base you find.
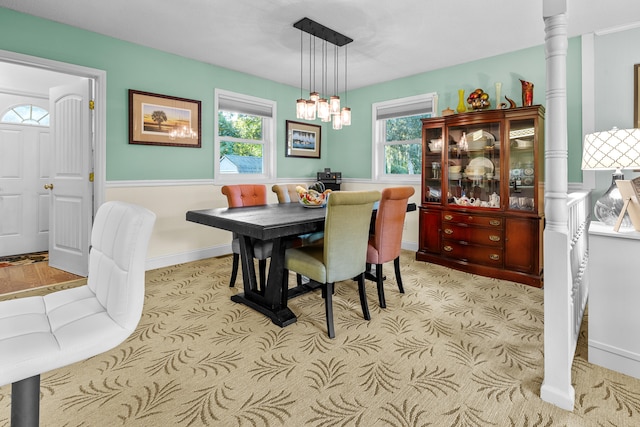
[594,171,632,227]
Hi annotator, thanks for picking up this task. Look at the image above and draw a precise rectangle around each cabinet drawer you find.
[441,226,503,247]
[442,212,502,228]
[441,240,504,267]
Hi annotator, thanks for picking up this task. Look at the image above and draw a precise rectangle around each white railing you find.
[567,191,591,349]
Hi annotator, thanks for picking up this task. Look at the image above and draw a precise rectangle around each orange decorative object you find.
[520,79,534,107]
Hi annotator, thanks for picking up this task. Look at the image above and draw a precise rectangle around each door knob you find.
[44,184,54,190]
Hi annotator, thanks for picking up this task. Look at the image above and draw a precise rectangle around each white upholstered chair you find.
[0,201,156,426]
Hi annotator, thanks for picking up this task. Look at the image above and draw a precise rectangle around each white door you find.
[0,123,50,256]
[47,80,93,276]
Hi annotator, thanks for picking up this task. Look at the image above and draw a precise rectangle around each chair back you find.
[87,201,156,329]
[221,184,267,207]
[370,186,415,264]
[272,183,307,204]
[324,190,381,283]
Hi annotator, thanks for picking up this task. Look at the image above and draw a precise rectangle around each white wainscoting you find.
[106,180,421,270]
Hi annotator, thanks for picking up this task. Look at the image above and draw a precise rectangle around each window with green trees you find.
[372,93,436,181]
[383,114,428,175]
[215,90,275,181]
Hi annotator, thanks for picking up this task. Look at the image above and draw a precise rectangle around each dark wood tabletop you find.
[186,203,327,240]
[186,201,416,327]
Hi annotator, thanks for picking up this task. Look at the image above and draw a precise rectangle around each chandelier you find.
[293,17,353,130]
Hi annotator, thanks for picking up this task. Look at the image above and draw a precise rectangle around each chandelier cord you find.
[299,30,303,99]
[344,44,348,106]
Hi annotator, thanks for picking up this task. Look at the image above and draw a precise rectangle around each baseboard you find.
[401,241,418,252]
[589,339,640,380]
[146,244,232,271]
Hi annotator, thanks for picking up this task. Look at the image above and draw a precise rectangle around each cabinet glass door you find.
[447,122,501,209]
[424,127,443,203]
[507,119,536,211]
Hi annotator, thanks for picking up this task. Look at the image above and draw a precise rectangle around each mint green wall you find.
[0,7,584,182]
[0,8,319,180]
[594,26,640,130]
[326,38,584,182]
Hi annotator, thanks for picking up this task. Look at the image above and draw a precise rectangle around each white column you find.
[540,0,575,411]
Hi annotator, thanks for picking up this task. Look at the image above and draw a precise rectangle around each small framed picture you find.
[285,120,321,159]
[129,90,201,148]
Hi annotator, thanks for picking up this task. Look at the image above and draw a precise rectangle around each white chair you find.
[0,201,156,426]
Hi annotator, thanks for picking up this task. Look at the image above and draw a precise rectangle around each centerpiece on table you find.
[296,182,332,208]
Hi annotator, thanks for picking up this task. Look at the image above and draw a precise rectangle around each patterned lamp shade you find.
[582,127,640,227]
[582,127,640,170]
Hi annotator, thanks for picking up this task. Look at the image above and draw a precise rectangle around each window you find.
[1,104,49,126]
[372,93,437,181]
[214,89,276,183]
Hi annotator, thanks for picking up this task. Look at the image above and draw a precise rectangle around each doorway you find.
[0,49,106,275]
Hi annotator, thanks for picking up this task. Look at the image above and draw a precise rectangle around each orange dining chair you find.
[221,184,272,288]
[366,186,415,308]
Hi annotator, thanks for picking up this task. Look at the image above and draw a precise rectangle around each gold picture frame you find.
[285,120,321,159]
[635,64,640,129]
[129,90,201,148]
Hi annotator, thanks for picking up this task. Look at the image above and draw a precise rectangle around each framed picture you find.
[285,120,321,159]
[129,90,201,148]
[635,64,640,129]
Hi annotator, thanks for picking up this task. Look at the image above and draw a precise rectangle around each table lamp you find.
[581,127,640,227]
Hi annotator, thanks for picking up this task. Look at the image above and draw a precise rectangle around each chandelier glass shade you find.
[293,18,353,129]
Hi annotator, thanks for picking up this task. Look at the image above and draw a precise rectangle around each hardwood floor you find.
[0,262,83,295]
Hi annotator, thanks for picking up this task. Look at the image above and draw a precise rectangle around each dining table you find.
[186,201,416,327]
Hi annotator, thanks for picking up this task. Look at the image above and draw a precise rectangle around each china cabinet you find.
[417,105,545,287]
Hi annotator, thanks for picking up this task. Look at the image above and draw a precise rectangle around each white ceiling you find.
[1,1,640,91]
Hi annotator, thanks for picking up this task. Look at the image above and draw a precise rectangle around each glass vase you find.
[456,89,466,113]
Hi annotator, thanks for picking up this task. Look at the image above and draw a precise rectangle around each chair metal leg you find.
[324,282,335,339]
[394,256,405,293]
[357,273,371,320]
[11,375,40,427]
[375,264,386,308]
[229,253,240,287]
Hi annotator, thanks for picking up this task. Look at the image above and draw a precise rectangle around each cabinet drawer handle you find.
[489,254,500,260]
[489,220,501,226]
[489,235,501,242]
[443,245,453,252]
[444,228,453,234]
[444,214,453,221]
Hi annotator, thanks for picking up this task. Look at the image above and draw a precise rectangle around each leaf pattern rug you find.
[1,251,639,426]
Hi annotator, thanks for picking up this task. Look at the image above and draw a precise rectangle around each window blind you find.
[219,95,273,118]
[375,97,433,120]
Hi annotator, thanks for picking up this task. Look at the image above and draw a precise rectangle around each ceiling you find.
[1,1,640,91]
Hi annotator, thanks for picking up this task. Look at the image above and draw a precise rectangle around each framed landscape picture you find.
[129,90,201,148]
[285,120,321,159]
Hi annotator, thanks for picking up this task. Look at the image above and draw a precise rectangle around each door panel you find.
[0,125,50,256]
[48,80,92,276]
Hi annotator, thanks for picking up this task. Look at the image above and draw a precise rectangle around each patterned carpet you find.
[1,252,639,426]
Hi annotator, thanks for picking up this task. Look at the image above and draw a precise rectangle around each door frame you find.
[0,49,106,226]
